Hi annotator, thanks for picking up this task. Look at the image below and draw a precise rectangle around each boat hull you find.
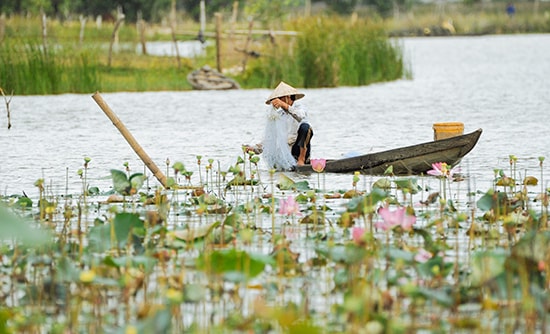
[295,129,482,175]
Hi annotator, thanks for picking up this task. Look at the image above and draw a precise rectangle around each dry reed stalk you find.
[1,87,13,129]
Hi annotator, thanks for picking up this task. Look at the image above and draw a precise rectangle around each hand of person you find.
[271,98,288,111]
[243,144,262,154]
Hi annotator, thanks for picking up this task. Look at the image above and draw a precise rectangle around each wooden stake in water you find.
[92,92,168,188]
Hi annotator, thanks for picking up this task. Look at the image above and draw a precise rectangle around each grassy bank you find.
[1,3,549,95]
[387,2,550,36]
[0,15,196,95]
[0,14,406,95]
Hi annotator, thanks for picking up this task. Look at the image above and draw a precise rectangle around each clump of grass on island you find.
[239,16,408,89]
[1,153,549,333]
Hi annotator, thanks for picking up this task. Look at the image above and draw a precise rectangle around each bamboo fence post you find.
[137,11,147,55]
[241,19,254,73]
[229,1,238,43]
[41,10,47,52]
[170,0,181,69]
[79,15,87,45]
[0,13,5,43]
[199,0,206,40]
[91,92,168,188]
[215,13,222,73]
[304,0,311,17]
[108,8,125,67]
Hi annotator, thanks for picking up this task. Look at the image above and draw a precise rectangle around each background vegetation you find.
[1,0,549,95]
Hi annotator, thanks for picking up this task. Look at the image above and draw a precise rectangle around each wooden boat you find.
[295,129,482,175]
[187,65,240,90]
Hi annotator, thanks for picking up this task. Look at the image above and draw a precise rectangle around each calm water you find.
[1,34,550,197]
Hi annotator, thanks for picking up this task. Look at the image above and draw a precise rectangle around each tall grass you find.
[0,40,101,94]
[0,15,190,95]
[240,17,407,89]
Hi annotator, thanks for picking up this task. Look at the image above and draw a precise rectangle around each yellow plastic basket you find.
[433,122,464,140]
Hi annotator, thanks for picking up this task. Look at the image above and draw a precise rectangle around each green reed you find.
[0,40,101,95]
[240,16,407,88]
[0,15,190,95]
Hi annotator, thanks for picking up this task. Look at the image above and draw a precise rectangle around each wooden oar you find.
[92,92,168,188]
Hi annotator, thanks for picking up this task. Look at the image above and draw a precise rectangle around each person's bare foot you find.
[297,147,307,166]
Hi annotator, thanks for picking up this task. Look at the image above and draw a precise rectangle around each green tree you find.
[181,0,243,21]
[364,0,393,17]
[72,0,171,22]
[243,0,303,25]
[0,0,23,15]
[324,0,359,15]
[362,0,411,18]
[0,0,171,23]
[0,0,50,14]
[180,0,303,25]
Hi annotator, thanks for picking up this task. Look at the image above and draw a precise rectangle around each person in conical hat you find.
[264,81,305,105]
[247,81,313,170]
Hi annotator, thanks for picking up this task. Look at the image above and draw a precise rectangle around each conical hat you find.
[265,81,305,104]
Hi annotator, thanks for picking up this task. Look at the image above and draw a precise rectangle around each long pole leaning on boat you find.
[91,92,168,188]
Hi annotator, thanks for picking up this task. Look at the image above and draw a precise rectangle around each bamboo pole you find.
[92,92,168,188]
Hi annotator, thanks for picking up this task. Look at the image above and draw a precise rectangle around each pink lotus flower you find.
[427,162,460,179]
[279,196,300,216]
[352,227,366,245]
[414,248,433,263]
[310,158,326,173]
[375,206,416,232]
[538,260,546,271]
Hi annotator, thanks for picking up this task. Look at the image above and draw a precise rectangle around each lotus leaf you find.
[88,212,144,252]
[110,169,145,196]
[196,249,269,279]
[0,204,51,246]
[171,221,221,242]
[470,249,508,286]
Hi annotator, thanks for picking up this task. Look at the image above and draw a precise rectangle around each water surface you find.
[1,34,549,197]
